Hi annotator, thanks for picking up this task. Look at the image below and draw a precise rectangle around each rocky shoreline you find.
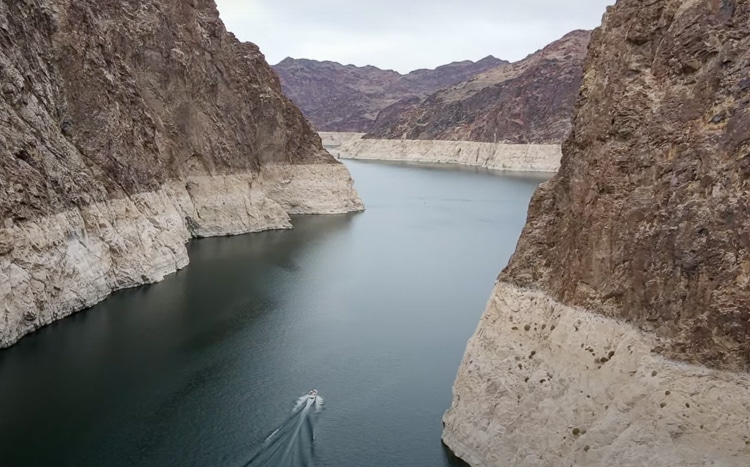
[442,282,750,466]
[0,0,364,348]
[320,132,560,173]
[0,164,362,348]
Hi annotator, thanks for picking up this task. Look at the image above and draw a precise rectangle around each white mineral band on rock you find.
[320,132,561,173]
[0,164,363,348]
[443,282,750,467]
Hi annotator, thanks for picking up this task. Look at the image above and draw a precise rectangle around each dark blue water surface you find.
[0,160,546,467]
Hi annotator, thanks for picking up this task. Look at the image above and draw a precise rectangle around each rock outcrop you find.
[444,1,750,465]
[0,0,363,347]
[324,134,561,173]
[273,56,505,132]
[365,30,590,144]
[444,283,750,467]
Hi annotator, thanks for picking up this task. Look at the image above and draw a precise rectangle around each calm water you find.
[0,160,546,467]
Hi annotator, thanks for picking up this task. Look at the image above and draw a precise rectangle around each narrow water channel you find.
[0,160,547,467]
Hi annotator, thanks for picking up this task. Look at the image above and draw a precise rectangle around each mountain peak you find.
[273,55,505,132]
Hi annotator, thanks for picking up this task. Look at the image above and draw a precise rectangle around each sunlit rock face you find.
[0,0,363,347]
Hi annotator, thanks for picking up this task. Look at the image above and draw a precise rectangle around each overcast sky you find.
[215,1,614,73]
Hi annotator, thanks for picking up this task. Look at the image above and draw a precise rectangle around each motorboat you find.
[308,389,318,400]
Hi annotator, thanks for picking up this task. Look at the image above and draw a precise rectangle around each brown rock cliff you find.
[0,0,362,347]
[0,0,338,223]
[502,0,750,370]
[365,30,590,143]
[273,56,505,132]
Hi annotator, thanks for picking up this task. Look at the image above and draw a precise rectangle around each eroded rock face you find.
[503,0,750,370]
[273,56,505,132]
[365,30,590,144]
[444,1,750,465]
[443,283,750,467]
[328,137,562,173]
[0,0,363,347]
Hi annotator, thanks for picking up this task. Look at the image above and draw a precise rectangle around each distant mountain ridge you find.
[273,56,506,132]
[365,30,591,144]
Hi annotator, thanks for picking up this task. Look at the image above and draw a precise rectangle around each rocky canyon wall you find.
[311,32,589,173]
[364,30,590,144]
[444,0,750,465]
[0,0,362,347]
[274,56,505,132]
[322,133,561,173]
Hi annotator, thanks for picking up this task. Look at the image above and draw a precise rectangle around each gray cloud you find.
[215,1,613,73]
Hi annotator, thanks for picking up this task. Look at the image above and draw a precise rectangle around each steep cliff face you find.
[0,0,363,347]
[365,30,590,144]
[504,1,750,369]
[273,56,505,132]
[444,1,750,465]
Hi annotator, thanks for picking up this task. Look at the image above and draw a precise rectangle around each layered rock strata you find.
[444,0,750,465]
[0,0,362,347]
[325,133,561,172]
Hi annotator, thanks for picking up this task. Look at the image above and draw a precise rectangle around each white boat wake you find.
[244,391,324,467]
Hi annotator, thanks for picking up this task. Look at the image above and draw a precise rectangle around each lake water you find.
[0,160,547,467]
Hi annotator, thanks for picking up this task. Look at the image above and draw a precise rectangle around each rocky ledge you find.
[0,0,363,347]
